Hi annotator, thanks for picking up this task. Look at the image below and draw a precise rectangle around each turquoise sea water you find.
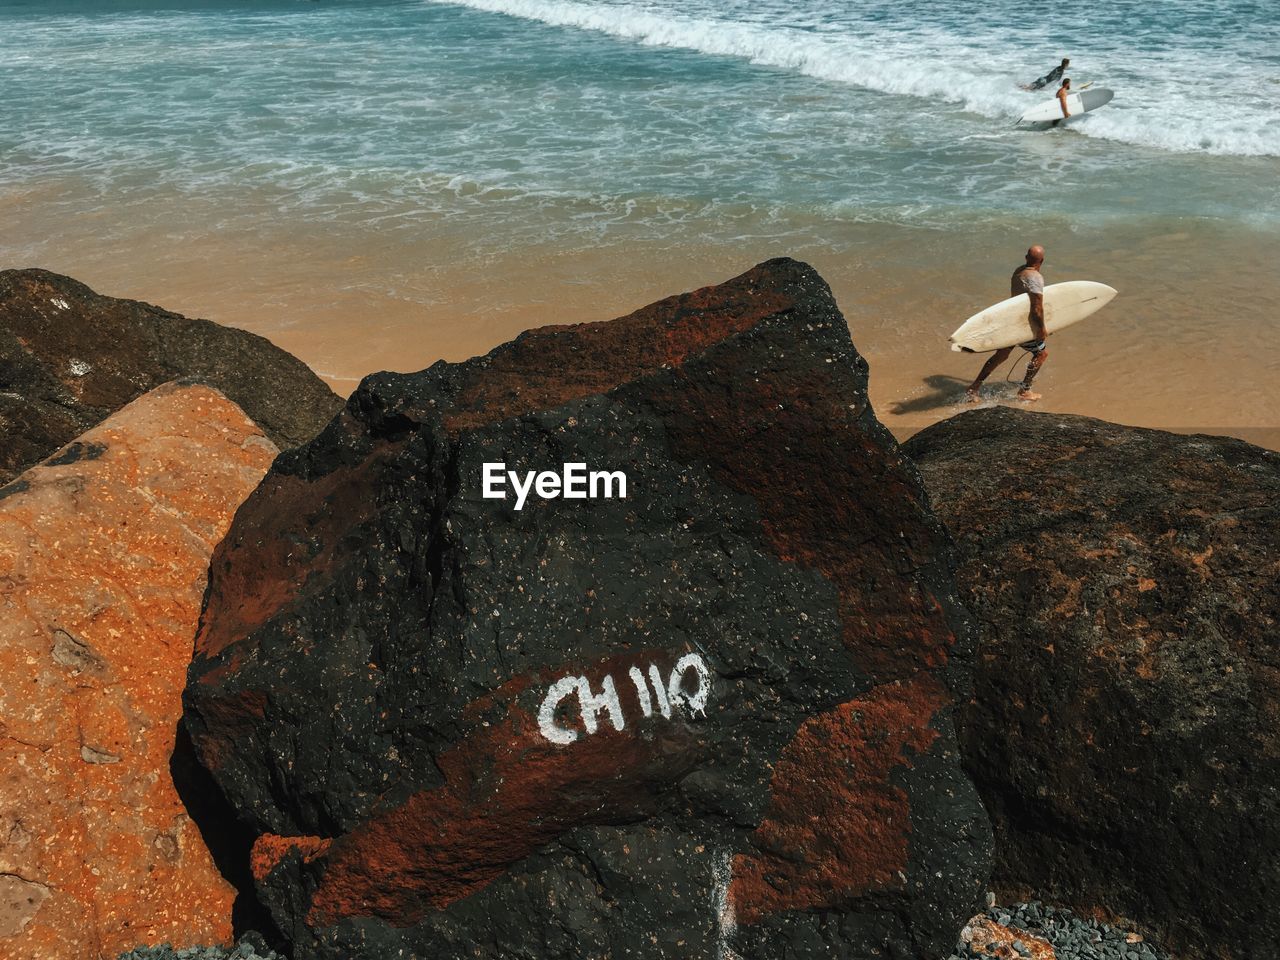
[1,0,1278,253]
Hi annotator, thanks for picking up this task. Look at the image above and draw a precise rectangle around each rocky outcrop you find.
[184,258,993,960]
[905,408,1280,959]
[0,383,279,959]
[0,269,342,484]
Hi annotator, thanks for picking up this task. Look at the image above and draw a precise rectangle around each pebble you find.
[116,938,282,960]
[949,901,1171,960]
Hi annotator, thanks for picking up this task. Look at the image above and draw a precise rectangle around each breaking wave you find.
[427,0,1280,158]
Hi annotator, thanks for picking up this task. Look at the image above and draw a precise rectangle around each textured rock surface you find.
[185,258,992,960]
[0,268,341,484]
[905,407,1280,960]
[0,383,278,959]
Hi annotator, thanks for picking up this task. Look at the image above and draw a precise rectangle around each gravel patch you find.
[117,936,282,960]
[951,902,1172,960]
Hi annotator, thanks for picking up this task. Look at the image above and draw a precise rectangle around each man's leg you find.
[1017,347,1048,400]
[966,347,1014,401]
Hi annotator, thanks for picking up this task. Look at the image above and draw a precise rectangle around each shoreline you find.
[5,167,1276,453]
[8,211,1272,451]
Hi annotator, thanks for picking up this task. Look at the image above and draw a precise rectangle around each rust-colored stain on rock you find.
[251,834,332,884]
[0,382,277,959]
[304,655,700,928]
[729,674,948,924]
[443,280,792,433]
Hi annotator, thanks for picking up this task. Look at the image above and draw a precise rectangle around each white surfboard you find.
[1018,87,1114,124]
[949,281,1118,353]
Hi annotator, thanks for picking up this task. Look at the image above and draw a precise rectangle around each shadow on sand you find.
[887,374,974,416]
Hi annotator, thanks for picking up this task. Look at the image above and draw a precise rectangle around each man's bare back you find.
[965,245,1050,403]
[1051,78,1073,126]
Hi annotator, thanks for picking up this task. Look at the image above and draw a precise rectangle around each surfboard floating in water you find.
[1019,87,1115,124]
[949,281,1118,353]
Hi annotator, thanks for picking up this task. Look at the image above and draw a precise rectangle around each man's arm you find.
[1059,89,1071,117]
[1029,291,1047,341]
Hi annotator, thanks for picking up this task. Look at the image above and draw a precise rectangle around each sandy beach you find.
[7,176,1275,449]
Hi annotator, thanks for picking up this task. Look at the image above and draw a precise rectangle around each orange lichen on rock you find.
[442,277,792,434]
[304,657,699,928]
[729,674,948,924]
[251,834,332,884]
[0,382,278,959]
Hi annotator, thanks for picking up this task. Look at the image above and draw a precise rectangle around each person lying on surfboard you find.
[966,245,1050,403]
[1051,78,1072,126]
[1024,57,1069,91]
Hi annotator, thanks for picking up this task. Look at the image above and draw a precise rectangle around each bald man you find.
[1051,78,1073,126]
[966,245,1049,402]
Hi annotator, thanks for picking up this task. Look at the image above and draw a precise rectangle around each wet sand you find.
[4,179,1277,450]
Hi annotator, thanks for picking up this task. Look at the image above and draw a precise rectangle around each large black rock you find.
[0,268,342,482]
[185,258,992,960]
[905,407,1280,960]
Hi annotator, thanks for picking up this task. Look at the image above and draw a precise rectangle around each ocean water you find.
[1,0,1277,249]
[1,0,1277,443]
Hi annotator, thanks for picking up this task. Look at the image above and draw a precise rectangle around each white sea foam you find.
[425,0,1280,158]
[1,0,1275,237]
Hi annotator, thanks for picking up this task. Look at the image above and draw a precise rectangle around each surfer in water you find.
[1051,78,1072,126]
[1024,57,1069,91]
[966,245,1049,403]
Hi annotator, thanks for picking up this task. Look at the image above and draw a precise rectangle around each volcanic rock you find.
[0,268,342,484]
[184,258,993,960]
[905,407,1280,959]
[0,382,279,958]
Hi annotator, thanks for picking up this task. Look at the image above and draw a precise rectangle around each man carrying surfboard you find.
[966,245,1049,402]
[1024,57,1069,91]
[1051,78,1072,126]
